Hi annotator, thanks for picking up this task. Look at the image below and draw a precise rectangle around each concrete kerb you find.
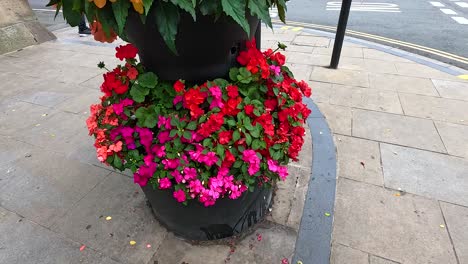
[293,98,337,264]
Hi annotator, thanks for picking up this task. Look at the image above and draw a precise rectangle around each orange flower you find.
[90,20,118,43]
[88,0,117,9]
[130,0,144,14]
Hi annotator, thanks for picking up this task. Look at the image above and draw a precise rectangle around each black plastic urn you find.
[142,185,272,240]
[125,8,261,82]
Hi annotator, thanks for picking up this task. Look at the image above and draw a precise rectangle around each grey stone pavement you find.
[0,26,467,264]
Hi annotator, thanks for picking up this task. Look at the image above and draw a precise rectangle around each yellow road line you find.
[280,26,291,30]
[291,27,304,32]
[458,75,468,80]
[272,20,468,65]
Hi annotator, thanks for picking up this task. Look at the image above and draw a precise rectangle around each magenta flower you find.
[136,127,153,152]
[151,145,166,158]
[121,127,136,149]
[143,154,154,166]
[157,130,171,143]
[242,150,261,176]
[201,152,218,166]
[112,98,134,115]
[267,159,279,172]
[162,158,179,170]
[173,189,186,203]
[278,166,288,180]
[188,179,203,194]
[157,116,171,130]
[183,167,197,181]
[209,86,224,110]
[270,65,281,76]
[173,95,183,105]
[171,170,184,183]
[159,177,172,189]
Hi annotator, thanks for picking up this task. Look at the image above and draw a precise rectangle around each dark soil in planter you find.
[125,9,261,82]
[142,185,272,241]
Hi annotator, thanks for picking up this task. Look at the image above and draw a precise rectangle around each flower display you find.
[87,41,312,206]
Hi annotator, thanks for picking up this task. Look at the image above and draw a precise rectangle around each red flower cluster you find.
[115,44,138,61]
[87,42,313,206]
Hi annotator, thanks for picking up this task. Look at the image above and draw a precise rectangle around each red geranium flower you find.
[174,80,185,93]
[115,44,138,61]
[218,130,233,145]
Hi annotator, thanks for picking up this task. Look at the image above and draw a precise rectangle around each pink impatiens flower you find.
[200,152,218,166]
[112,98,134,115]
[173,189,186,203]
[242,149,260,176]
[159,177,172,189]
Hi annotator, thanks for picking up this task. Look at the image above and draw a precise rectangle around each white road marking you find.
[326,2,401,12]
[440,8,458,14]
[455,2,468,7]
[429,1,445,7]
[452,16,468,24]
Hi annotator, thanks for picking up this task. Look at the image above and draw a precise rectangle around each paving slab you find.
[399,93,468,126]
[312,47,363,58]
[14,111,89,154]
[316,103,352,135]
[394,62,459,80]
[286,52,329,66]
[370,255,400,264]
[268,165,311,231]
[339,58,398,74]
[310,67,369,87]
[362,48,414,63]
[434,121,468,158]
[0,135,35,166]
[333,178,457,264]
[309,81,332,104]
[0,100,53,136]
[440,202,468,264]
[330,244,369,264]
[352,109,446,153]
[0,207,118,264]
[292,35,331,47]
[55,88,101,114]
[51,173,167,264]
[432,79,468,101]
[335,135,383,186]
[0,148,110,228]
[286,63,314,81]
[0,72,42,99]
[368,73,439,96]
[149,233,230,264]
[329,84,403,114]
[381,144,468,206]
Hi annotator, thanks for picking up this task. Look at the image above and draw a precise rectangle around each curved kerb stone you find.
[293,97,337,264]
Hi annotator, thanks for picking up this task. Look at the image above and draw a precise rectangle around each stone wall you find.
[0,0,55,54]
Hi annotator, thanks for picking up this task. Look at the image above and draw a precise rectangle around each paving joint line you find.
[438,200,461,264]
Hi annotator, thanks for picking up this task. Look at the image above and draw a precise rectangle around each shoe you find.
[79,27,91,37]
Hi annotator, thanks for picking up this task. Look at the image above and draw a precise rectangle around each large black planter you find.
[142,185,272,241]
[125,9,260,82]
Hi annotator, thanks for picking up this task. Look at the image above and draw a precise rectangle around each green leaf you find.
[155,1,180,55]
[199,0,220,15]
[113,155,123,170]
[245,133,252,146]
[233,160,243,168]
[248,0,272,28]
[62,0,82,26]
[138,72,158,88]
[252,139,262,150]
[221,0,250,36]
[229,68,239,81]
[143,114,157,128]
[186,121,197,130]
[227,119,237,127]
[170,129,178,138]
[251,127,260,138]
[276,0,287,23]
[130,84,150,103]
[112,0,130,34]
[183,130,192,140]
[170,0,196,20]
[142,0,154,15]
[216,144,225,158]
[233,130,241,141]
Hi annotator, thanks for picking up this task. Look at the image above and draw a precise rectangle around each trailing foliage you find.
[48,0,288,52]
